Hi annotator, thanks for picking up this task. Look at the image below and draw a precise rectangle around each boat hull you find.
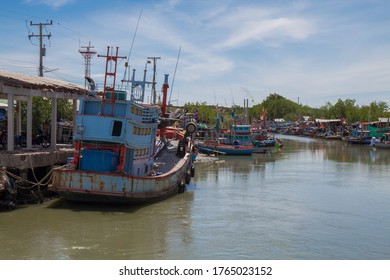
[50,154,192,204]
[196,143,255,155]
[373,142,390,149]
[344,137,372,145]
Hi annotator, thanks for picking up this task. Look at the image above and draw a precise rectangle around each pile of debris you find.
[0,169,17,210]
[0,168,49,211]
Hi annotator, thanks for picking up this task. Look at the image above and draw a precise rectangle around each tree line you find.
[183,93,390,127]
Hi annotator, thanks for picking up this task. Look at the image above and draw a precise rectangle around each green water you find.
[1,135,389,259]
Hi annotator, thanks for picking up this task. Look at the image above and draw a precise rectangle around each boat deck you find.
[153,140,184,174]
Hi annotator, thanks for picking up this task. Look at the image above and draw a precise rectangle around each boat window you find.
[112,121,122,136]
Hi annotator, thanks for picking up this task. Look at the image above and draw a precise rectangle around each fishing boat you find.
[344,127,372,145]
[195,123,251,155]
[373,133,390,149]
[195,124,277,155]
[195,141,256,155]
[49,47,197,204]
[252,138,280,153]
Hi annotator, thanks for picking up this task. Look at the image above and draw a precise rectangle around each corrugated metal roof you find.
[0,70,86,94]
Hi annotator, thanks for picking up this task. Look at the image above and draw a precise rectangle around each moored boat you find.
[373,133,390,149]
[49,47,197,204]
[344,129,372,145]
[195,141,256,155]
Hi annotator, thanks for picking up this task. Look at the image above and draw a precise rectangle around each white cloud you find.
[202,6,315,50]
[23,0,74,9]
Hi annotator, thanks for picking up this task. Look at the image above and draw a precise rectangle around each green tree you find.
[21,97,73,134]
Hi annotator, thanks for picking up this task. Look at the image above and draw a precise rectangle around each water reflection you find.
[0,191,195,260]
[278,134,390,166]
[1,135,390,260]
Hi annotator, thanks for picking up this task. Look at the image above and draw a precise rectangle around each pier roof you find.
[0,70,86,153]
[0,70,87,99]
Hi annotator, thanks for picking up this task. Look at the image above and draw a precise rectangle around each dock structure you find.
[0,145,74,173]
[0,70,87,175]
[0,145,74,209]
[0,70,87,152]
[0,71,87,208]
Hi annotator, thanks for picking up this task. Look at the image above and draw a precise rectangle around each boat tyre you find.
[190,165,195,177]
[185,171,191,185]
[178,181,186,193]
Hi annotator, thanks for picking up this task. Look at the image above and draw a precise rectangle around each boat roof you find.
[315,119,341,123]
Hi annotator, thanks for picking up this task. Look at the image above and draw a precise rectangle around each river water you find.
[1,135,390,260]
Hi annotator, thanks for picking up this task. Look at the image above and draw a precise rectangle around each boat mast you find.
[169,46,181,105]
[120,10,142,90]
[160,74,169,139]
[148,56,161,104]
[98,46,126,115]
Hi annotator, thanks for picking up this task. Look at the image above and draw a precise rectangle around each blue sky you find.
[0,0,389,108]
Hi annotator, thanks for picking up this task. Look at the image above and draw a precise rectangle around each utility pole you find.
[28,20,53,77]
[79,41,96,89]
[147,56,161,104]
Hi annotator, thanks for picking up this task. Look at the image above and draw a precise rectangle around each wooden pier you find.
[0,145,75,209]
[0,144,74,172]
[0,70,86,208]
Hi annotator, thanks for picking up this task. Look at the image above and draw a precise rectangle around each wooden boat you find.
[49,47,197,204]
[373,142,390,149]
[373,133,390,149]
[195,141,255,155]
[253,138,280,153]
[344,129,372,145]
[195,123,278,155]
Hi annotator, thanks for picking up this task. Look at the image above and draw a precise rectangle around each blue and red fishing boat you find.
[49,47,197,204]
[195,124,277,155]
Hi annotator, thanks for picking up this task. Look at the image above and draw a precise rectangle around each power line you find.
[28,20,53,77]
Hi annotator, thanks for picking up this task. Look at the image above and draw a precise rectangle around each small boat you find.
[252,138,279,154]
[344,129,372,145]
[49,47,197,204]
[373,133,390,149]
[195,123,278,155]
[322,131,342,140]
[373,142,390,149]
[195,141,255,155]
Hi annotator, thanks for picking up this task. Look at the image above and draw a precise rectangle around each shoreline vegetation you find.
[183,93,390,128]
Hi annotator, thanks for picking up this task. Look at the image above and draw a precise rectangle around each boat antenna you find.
[121,9,142,89]
[169,45,181,104]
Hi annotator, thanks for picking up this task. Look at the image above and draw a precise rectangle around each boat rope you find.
[4,162,68,189]
[29,154,40,185]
